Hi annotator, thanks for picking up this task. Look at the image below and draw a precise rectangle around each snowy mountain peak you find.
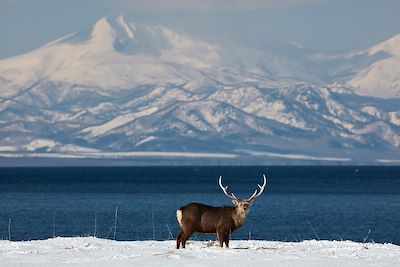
[108,14,135,39]
[0,17,399,163]
[0,15,225,93]
[368,34,400,56]
[88,14,218,58]
[91,14,140,53]
[91,17,117,50]
[348,33,400,98]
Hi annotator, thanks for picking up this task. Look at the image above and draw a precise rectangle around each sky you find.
[0,0,400,59]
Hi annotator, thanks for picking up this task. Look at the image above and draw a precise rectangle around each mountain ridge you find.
[0,15,399,164]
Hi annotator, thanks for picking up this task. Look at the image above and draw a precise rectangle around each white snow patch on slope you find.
[361,106,381,118]
[0,237,399,267]
[0,146,19,152]
[88,103,116,115]
[26,139,59,151]
[352,122,400,147]
[244,97,310,129]
[0,143,101,154]
[81,107,158,137]
[135,136,156,147]
[209,87,310,130]
[389,111,400,126]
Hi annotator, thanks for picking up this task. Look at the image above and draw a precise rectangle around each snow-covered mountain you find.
[0,15,399,164]
[347,34,400,98]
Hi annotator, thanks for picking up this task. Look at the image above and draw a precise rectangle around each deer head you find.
[219,174,267,221]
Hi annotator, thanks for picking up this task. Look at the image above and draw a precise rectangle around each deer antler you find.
[246,174,267,202]
[219,176,239,201]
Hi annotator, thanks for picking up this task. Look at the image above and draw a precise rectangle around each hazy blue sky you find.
[1,0,399,59]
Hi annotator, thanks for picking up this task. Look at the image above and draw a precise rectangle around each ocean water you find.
[0,166,399,244]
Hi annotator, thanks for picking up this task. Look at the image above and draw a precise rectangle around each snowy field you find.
[0,237,399,266]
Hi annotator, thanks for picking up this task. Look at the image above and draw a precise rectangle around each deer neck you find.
[232,207,249,229]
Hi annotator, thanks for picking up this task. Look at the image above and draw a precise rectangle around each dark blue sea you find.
[0,166,399,244]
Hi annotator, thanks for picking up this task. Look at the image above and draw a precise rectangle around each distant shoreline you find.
[1,153,399,167]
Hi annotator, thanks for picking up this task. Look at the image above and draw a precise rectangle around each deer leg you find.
[217,232,224,247]
[217,228,230,248]
[176,231,183,249]
[181,230,194,249]
[220,233,230,248]
[217,227,230,248]
[224,235,230,248]
[181,234,188,248]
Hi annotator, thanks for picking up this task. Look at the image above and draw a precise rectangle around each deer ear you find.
[231,199,239,206]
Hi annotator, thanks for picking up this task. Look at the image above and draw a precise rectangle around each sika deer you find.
[176,175,267,249]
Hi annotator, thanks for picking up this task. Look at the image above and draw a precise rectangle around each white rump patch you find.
[176,210,183,227]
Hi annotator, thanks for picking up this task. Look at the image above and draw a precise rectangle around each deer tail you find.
[176,209,183,227]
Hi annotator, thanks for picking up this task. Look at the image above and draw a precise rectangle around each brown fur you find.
[176,201,252,249]
[176,175,267,249]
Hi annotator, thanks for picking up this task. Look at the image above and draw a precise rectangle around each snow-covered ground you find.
[0,237,398,266]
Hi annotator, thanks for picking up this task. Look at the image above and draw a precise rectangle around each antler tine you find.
[247,189,258,200]
[246,174,268,202]
[219,176,239,201]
